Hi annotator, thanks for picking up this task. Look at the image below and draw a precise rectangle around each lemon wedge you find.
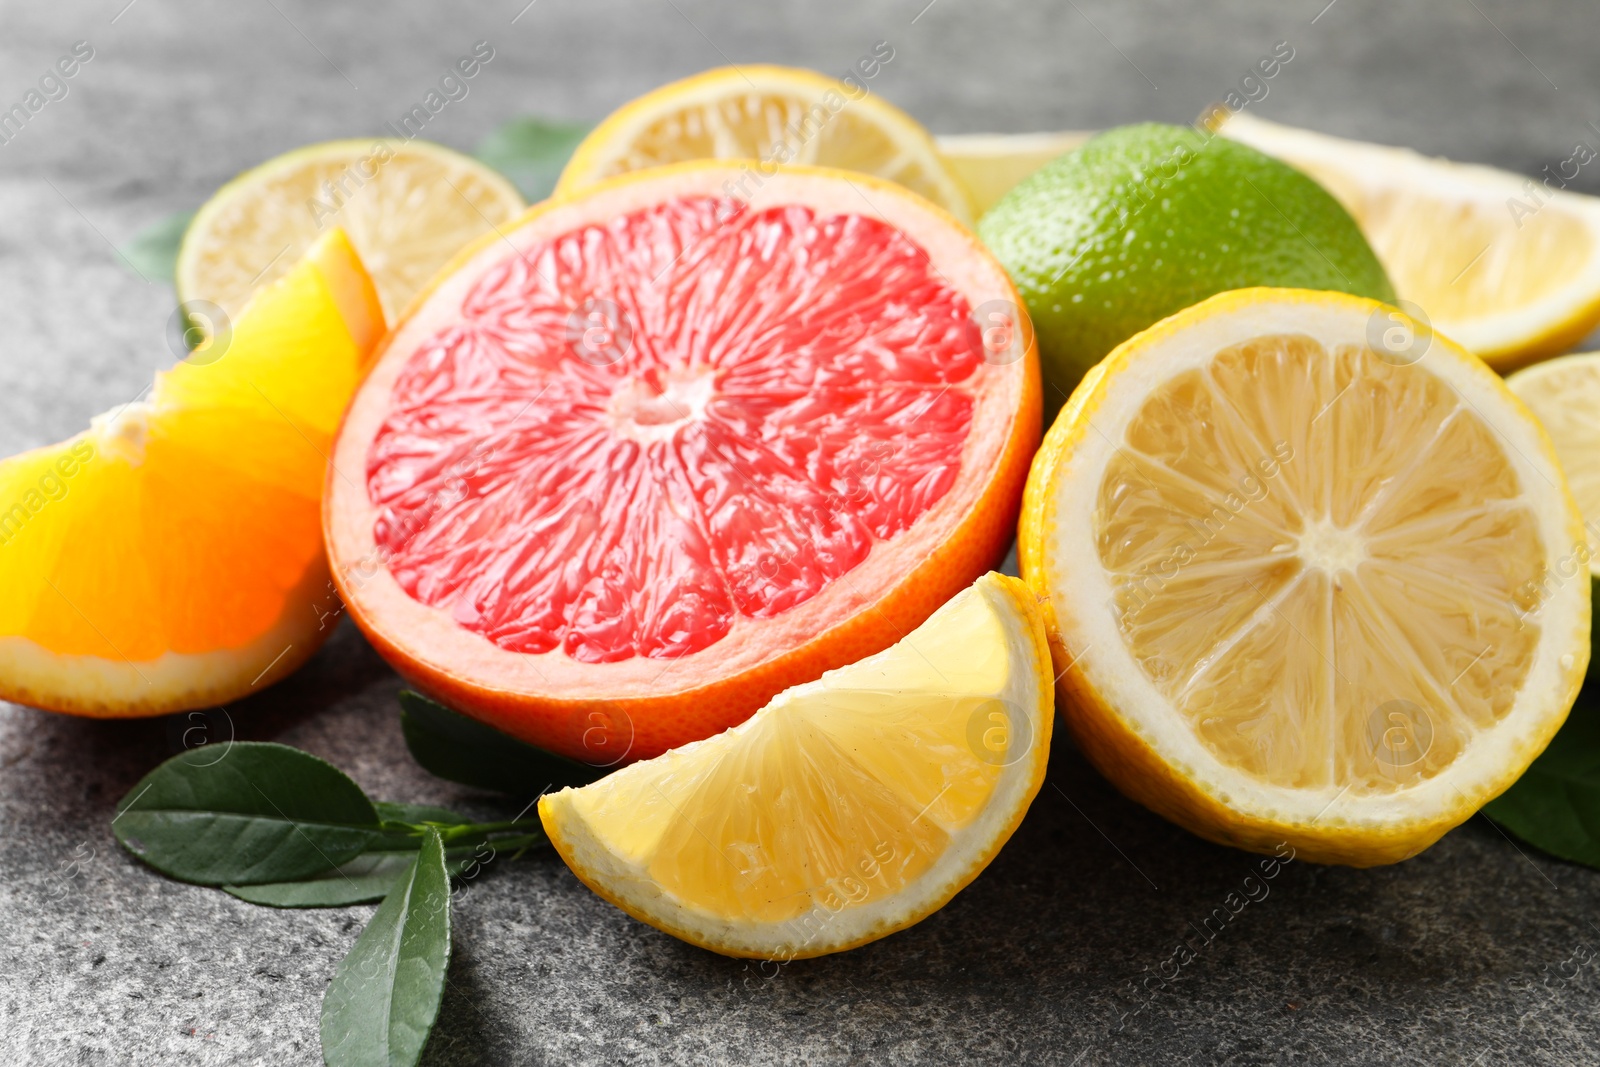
[1219,112,1600,371]
[539,573,1052,959]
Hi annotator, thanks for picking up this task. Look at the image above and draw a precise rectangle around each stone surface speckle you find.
[4,1,1600,1064]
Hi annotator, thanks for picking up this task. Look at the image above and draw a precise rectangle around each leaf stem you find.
[378,819,546,847]
[448,833,547,855]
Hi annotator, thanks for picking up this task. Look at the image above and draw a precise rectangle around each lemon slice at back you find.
[934,131,1092,217]
[554,65,972,225]
[1020,288,1589,866]
[178,139,524,326]
[538,573,1052,959]
[1219,112,1600,371]
[1507,352,1600,574]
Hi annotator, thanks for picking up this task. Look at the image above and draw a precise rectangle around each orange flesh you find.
[0,231,376,661]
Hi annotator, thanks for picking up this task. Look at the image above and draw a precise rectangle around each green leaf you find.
[1483,684,1600,869]
[225,852,422,908]
[374,801,469,826]
[473,117,591,202]
[399,690,607,795]
[321,828,451,1067]
[224,850,475,908]
[367,802,474,853]
[113,742,380,886]
[118,210,193,284]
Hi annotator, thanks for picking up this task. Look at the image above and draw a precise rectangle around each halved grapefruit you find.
[326,161,1040,763]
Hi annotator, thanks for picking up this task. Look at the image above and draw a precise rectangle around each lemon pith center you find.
[1295,518,1367,575]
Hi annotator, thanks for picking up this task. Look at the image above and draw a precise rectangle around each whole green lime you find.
[978,123,1395,403]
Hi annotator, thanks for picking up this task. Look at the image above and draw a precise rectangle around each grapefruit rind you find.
[1019,288,1589,865]
[538,572,1054,960]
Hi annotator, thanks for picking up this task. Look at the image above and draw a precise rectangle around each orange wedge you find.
[0,229,383,716]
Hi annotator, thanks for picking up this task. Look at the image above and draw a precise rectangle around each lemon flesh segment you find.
[0,229,382,715]
[178,139,524,326]
[1220,113,1600,369]
[556,66,972,225]
[935,131,1093,217]
[1025,288,1589,865]
[540,573,1052,959]
[1507,352,1600,575]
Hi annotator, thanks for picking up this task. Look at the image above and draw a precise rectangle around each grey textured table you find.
[4,2,1600,1064]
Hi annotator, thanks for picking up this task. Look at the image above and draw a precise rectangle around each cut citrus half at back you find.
[1506,352,1600,576]
[178,139,524,326]
[1219,112,1600,371]
[554,65,973,225]
[326,161,1039,763]
[0,230,383,715]
[935,131,1092,217]
[539,572,1052,959]
[1019,287,1589,865]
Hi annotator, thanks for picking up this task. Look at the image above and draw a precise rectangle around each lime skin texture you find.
[979,123,1396,404]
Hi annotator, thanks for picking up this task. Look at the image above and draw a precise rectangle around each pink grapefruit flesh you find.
[327,162,1040,762]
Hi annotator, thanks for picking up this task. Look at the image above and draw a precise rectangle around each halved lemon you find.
[934,131,1092,217]
[0,230,383,716]
[538,572,1052,959]
[178,139,524,326]
[1219,112,1600,371]
[1507,352,1600,573]
[1019,287,1590,866]
[553,65,973,225]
